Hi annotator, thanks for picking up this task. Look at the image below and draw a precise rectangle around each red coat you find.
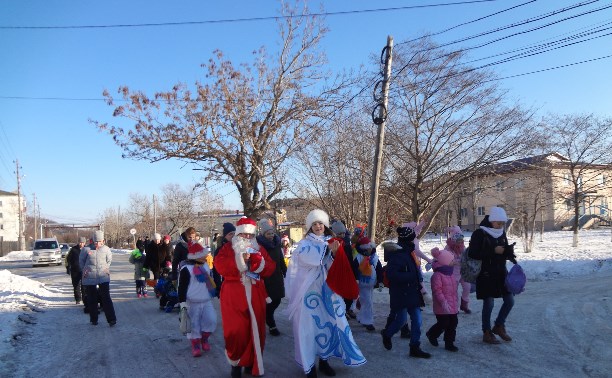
[214,241,276,376]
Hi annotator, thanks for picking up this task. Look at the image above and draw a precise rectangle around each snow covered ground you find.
[0,230,611,377]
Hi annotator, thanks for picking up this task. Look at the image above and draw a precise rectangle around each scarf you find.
[434,265,454,276]
[480,226,504,239]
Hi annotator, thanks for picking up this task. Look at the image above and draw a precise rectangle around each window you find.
[565,199,572,211]
[0,224,3,230]
[563,174,571,186]
[0,213,3,218]
[477,206,485,216]
[601,198,608,215]
[0,200,3,206]
[599,175,606,186]
[460,208,468,218]
[577,175,583,190]
[496,181,504,192]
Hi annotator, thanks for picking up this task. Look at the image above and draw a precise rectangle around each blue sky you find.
[0,0,610,223]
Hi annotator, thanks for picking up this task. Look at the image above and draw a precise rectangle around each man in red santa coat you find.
[215,217,276,378]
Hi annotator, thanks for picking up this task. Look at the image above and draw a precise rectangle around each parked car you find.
[59,243,70,258]
[32,238,63,267]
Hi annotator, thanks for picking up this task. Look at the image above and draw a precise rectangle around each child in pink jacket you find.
[447,226,472,313]
[426,247,459,352]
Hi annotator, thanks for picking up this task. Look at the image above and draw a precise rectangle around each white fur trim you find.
[253,257,265,274]
[224,350,240,367]
[234,250,248,273]
[235,223,257,235]
[305,209,329,230]
[265,297,272,304]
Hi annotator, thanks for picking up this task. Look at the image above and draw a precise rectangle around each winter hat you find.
[330,220,347,236]
[258,218,275,234]
[357,237,375,250]
[281,235,290,243]
[154,233,162,241]
[396,225,415,242]
[488,206,508,222]
[305,209,330,230]
[93,230,104,242]
[235,217,257,235]
[78,237,87,243]
[187,242,207,260]
[431,247,454,266]
[447,226,464,242]
[163,235,171,241]
[222,222,236,236]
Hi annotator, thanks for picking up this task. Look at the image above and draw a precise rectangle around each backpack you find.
[505,263,526,294]
[460,246,482,284]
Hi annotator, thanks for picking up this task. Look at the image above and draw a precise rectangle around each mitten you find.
[425,262,432,271]
[249,253,264,272]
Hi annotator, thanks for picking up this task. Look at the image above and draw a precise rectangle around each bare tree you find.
[382,37,534,228]
[542,114,612,247]
[159,184,197,236]
[92,3,346,218]
[126,193,154,238]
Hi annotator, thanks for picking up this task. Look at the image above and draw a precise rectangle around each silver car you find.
[32,238,63,267]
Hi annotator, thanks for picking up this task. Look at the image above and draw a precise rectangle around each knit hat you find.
[447,225,464,242]
[330,220,347,235]
[396,225,415,242]
[357,237,375,250]
[258,218,275,234]
[305,209,329,230]
[431,247,454,266]
[93,230,104,242]
[78,237,87,243]
[222,222,236,236]
[235,217,257,235]
[488,206,508,222]
[163,235,171,241]
[187,242,207,260]
[154,233,162,241]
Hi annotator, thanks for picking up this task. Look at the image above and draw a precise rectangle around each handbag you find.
[179,306,191,335]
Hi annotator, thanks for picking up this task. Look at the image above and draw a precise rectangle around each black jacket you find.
[256,234,287,300]
[385,241,424,310]
[65,245,82,273]
[468,216,515,299]
[172,232,189,280]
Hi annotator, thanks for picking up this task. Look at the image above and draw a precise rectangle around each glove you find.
[425,263,432,271]
[179,302,188,310]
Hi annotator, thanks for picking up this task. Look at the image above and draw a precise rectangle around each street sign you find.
[129,228,137,235]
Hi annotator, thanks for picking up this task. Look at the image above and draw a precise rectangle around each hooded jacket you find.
[79,245,112,285]
[385,241,424,310]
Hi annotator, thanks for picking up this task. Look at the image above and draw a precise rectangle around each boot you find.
[445,342,459,352]
[201,332,211,351]
[492,324,512,341]
[190,339,202,357]
[381,330,392,350]
[306,367,318,378]
[483,329,501,344]
[460,299,471,314]
[426,331,438,347]
[318,359,336,377]
[231,366,242,378]
[269,326,281,336]
[409,345,431,359]
[400,324,411,339]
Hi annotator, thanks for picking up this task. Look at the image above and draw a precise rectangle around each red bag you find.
[326,237,359,300]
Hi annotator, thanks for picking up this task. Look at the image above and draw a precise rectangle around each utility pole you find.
[367,36,393,242]
[14,160,26,250]
[33,193,37,240]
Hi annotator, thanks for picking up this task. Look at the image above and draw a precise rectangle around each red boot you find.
[201,332,211,352]
[191,339,202,357]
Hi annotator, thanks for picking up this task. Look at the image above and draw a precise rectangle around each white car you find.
[32,238,63,267]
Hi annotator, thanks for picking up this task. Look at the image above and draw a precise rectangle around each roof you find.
[0,189,18,196]
[480,153,569,175]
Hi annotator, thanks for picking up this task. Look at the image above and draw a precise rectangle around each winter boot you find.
[445,342,459,352]
[269,326,281,336]
[231,366,242,378]
[306,367,318,378]
[492,324,512,341]
[400,324,411,339]
[201,332,211,351]
[381,330,392,350]
[460,299,471,314]
[190,339,202,357]
[426,331,438,347]
[409,345,431,359]
[318,359,336,377]
[483,329,501,344]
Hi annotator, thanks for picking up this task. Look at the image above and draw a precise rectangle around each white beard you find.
[232,235,258,272]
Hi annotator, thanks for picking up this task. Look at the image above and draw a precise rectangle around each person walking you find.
[256,218,287,336]
[446,226,472,313]
[172,227,197,281]
[469,206,517,344]
[129,244,148,298]
[79,231,117,327]
[65,237,86,305]
[354,237,383,331]
[214,217,276,378]
[144,233,164,280]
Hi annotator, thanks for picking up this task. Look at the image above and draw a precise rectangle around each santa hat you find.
[357,237,375,250]
[431,247,454,266]
[447,226,464,242]
[187,242,208,260]
[305,209,329,230]
[235,217,257,235]
[489,206,508,222]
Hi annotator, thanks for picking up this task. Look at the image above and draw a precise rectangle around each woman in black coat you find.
[256,219,287,336]
[468,207,516,344]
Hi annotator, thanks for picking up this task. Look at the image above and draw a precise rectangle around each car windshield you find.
[34,241,58,249]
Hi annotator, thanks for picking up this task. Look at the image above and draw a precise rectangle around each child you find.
[178,241,218,357]
[446,226,472,313]
[129,245,148,298]
[156,267,179,312]
[354,237,383,331]
[426,247,459,352]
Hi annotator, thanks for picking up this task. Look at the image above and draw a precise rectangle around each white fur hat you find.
[488,206,508,222]
[305,209,329,230]
[154,233,162,241]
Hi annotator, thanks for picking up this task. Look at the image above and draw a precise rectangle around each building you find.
[452,153,612,231]
[0,189,24,242]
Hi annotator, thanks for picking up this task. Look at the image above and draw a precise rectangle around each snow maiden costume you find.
[285,209,365,377]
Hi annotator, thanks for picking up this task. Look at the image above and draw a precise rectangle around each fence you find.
[0,239,20,257]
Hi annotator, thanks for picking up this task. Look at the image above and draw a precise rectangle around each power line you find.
[0,1,499,30]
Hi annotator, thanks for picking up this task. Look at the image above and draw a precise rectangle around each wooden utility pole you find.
[33,193,37,240]
[15,160,25,250]
[367,36,393,242]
